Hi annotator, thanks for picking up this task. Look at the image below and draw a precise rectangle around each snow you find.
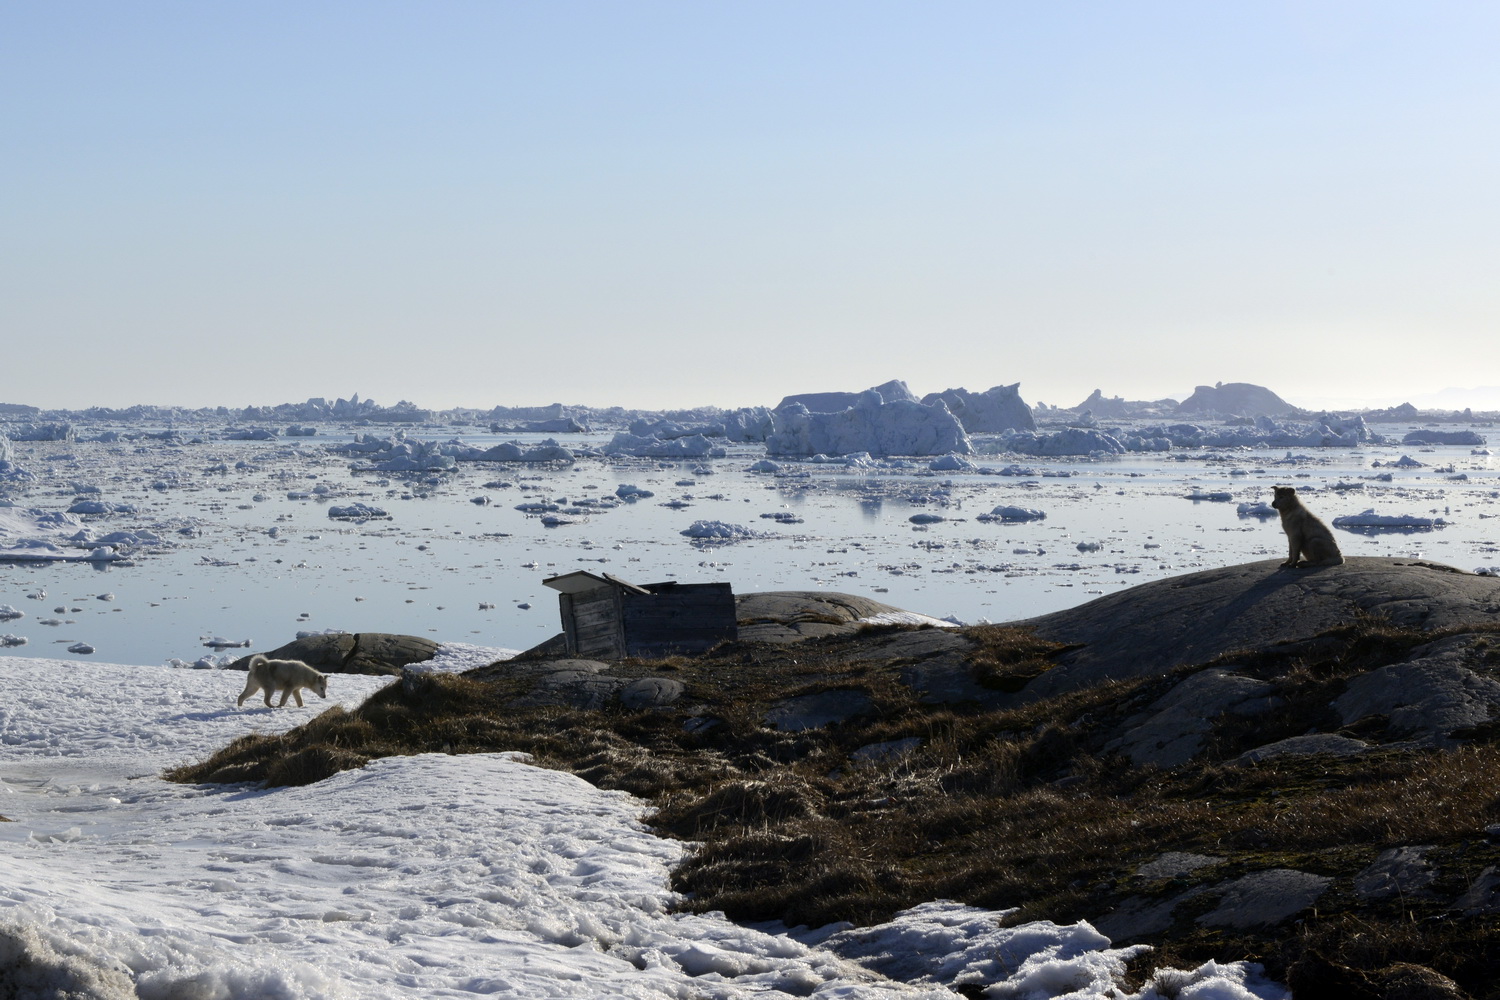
[0,654,1289,999]
[856,611,959,629]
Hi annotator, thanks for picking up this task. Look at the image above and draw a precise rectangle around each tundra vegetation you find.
[170,617,1500,999]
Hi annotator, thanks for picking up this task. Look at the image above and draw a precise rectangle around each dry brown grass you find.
[165,619,1500,998]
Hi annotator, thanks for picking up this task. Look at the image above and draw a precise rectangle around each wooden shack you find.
[541,571,737,658]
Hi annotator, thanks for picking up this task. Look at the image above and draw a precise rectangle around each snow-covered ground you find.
[0,653,1288,999]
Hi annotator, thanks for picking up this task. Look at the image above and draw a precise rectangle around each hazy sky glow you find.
[4,2,1499,412]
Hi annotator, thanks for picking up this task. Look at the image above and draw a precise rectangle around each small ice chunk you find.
[1332,509,1447,530]
[327,503,390,520]
[681,520,766,541]
[980,505,1047,522]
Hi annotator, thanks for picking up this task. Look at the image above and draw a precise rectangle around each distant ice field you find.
[1,424,1496,666]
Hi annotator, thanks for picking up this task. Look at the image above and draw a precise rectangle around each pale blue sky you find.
[4,2,1498,412]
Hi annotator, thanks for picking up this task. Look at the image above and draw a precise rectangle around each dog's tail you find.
[247,653,267,668]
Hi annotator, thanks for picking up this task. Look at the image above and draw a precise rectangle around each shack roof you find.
[541,571,651,596]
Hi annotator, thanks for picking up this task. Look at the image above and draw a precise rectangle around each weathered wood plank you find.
[623,613,736,628]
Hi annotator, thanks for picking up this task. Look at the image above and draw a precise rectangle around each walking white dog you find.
[236,653,329,708]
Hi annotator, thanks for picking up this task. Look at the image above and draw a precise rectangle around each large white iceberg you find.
[775,379,919,414]
[921,383,1035,433]
[767,391,971,458]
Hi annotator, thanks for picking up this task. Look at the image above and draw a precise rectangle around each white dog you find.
[236,653,329,708]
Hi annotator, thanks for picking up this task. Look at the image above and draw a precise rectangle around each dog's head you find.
[312,674,328,699]
[1271,486,1297,511]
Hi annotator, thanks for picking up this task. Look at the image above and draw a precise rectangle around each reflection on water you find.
[1,426,1495,666]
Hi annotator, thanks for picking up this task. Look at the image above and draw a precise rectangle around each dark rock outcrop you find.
[230,633,441,676]
[1013,558,1500,699]
[734,591,941,643]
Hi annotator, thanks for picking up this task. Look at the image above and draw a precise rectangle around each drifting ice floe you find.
[326,503,390,520]
[681,520,766,541]
[979,506,1048,522]
[1332,509,1449,530]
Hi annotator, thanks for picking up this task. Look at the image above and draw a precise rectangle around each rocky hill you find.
[172,561,1500,998]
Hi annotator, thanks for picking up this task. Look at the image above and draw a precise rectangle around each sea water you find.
[1,423,1494,666]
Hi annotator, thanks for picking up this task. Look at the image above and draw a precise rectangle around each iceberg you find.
[929,454,978,472]
[327,503,391,520]
[1332,509,1448,530]
[475,440,576,463]
[602,433,728,459]
[775,378,919,413]
[1403,429,1487,446]
[999,427,1126,456]
[680,520,766,541]
[979,505,1047,522]
[767,391,971,458]
[920,383,1036,433]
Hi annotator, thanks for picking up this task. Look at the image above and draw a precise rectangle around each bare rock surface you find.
[764,689,876,731]
[1135,852,1223,880]
[1197,870,1332,929]
[1354,846,1438,901]
[506,659,622,711]
[1334,635,1500,744]
[1013,558,1500,698]
[735,591,928,643]
[619,677,686,710]
[841,628,973,662]
[899,653,1003,706]
[1108,668,1277,768]
[1236,733,1371,765]
[1094,889,1209,941]
[231,632,441,675]
[1454,867,1500,915]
